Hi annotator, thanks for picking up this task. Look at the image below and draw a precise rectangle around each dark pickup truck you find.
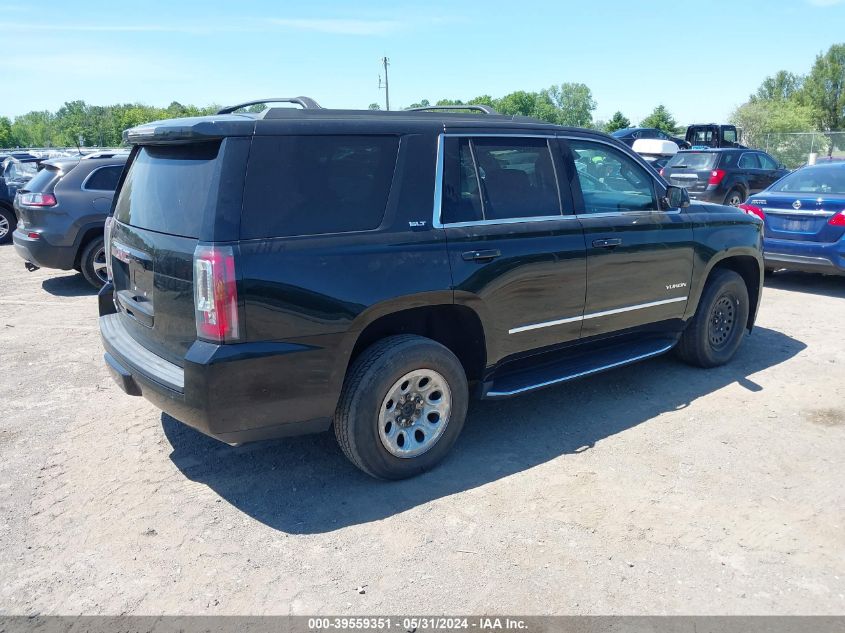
[98,99,764,479]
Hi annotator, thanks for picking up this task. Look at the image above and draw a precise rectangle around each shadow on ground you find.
[162,326,805,535]
[764,270,845,299]
[40,274,97,297]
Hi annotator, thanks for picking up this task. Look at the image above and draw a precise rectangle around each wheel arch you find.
[691,250,763,331]
[72,223,106,269]
[346,303,487,385]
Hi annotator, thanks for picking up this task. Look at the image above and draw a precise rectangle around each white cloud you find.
[268,18,405,35]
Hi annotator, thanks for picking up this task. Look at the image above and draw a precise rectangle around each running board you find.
[484,336,678,399]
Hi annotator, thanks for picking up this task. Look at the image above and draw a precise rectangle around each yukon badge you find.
[666,282,687,291]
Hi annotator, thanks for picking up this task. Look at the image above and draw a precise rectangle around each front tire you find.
[334,335,469,480]
[0,206,16,245]
[677,268,750,368]
[80,237,108,288]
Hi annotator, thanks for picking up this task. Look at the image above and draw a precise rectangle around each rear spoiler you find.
[123,115,257,145]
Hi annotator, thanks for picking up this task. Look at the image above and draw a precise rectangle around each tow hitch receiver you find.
[24,262,40,272]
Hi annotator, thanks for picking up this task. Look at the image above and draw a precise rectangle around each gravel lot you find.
[0,242,843,615]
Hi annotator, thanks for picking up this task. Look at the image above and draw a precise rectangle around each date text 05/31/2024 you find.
[307,617,529,631]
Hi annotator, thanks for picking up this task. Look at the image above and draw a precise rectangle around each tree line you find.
[1,42,841,150]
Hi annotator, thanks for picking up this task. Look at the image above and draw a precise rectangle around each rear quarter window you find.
[240,135,399,239]
[83,165,124,191]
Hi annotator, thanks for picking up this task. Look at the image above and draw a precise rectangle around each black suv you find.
[661,148,789,207]
[0,153,41,244]
[13,152,128,287]
[99,99,764,479]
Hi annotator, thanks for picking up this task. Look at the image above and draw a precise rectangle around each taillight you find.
[104,216,114,281]
[193,244,240,343]
[829,211,845,226]
[708,169,726,185]
[738,203,766,221]
[19,192,57,207]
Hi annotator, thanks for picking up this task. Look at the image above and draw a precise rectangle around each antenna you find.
[378,56,390,111]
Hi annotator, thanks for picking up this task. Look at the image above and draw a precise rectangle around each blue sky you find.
[1,0,844,124]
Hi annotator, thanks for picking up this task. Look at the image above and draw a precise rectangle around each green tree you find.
[802,43,845,131]
[495,91,540,117]
[407,99,430,109]
[0,117,13,148]
[367,103,381,110]
[752,70,803,103]
[604,111,631,133]
[544,83,596,127]
[730,99,817,167]
[640,105,678,134]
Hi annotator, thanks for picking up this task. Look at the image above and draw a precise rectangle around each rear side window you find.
[21,165,60,193]
[83,165,123,191]
[241,135,399,239]
[114,143,220,239]
[441,136,562,224]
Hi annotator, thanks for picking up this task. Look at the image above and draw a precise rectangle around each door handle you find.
[592,238,622,249]
[462,249,501,262]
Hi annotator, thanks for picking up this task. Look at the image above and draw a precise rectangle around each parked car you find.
[98,98,763,479]
[610,127,690,150]
[661,148,790,206]
[740,162,845,275]
[0,153,41,244]
[685,124,746,149]
[12,152,127,287]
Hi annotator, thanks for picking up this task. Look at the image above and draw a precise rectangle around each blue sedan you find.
[741,162,845,275]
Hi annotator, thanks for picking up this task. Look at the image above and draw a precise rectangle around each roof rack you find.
[405,104,499,115]
[216,97,322,115]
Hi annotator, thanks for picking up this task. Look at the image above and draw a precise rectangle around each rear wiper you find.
[672,165,687,168]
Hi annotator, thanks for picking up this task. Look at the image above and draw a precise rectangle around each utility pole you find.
[378,56,390,111]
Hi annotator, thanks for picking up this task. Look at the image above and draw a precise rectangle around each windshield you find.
[770,165,845,195]
[665,152,718,170]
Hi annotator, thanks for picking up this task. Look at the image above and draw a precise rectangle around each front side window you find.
[570,140,658,213]
[758,153,778,170]
[440,137,562,224]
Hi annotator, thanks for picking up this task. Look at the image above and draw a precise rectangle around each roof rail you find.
[216,97,322,115]
[405,104,499,115]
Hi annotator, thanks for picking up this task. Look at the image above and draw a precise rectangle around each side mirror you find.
[665,185,690,209]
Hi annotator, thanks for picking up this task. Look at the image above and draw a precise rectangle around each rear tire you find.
[334,335,469,480]
[0,206,16,245]
[80,237,108,288]
[676,268,749,368]
[724,188,744,207]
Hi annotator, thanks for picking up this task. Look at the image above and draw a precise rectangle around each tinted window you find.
[738,153,760,169]
[441,138,484,224]
[441,137,561,223]
[666,152,718,170]
[22,165,60,193]
[570,140,657,213]
[84,165,123,191]
[241,135,398,238]
[114,143,220,239]
[723,129,737,144]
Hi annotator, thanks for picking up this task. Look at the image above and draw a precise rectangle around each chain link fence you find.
[755,132,845,169]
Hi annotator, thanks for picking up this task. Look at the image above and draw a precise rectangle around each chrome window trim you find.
[81,164,123,192]
[432,132,568,229]
[508,296,688,335]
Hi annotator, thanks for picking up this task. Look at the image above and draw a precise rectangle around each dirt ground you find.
[0,242,843,616]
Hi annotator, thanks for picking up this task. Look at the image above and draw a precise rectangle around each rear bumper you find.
[99,312,333,444]
[763,237,845,274]
[12,228,76,270]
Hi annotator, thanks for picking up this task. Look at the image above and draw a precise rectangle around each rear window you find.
[21,165,60,193]
[114,143,220,239]
[771,165,845,194]
[241,135,399,239]
[666,152,718,170]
